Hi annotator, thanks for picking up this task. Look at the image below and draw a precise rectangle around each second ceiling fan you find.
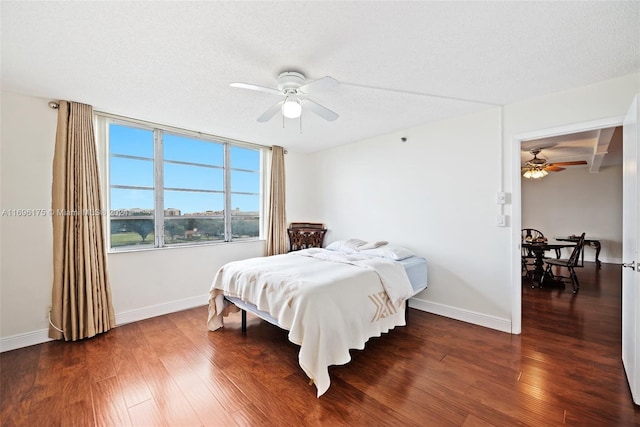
[522,149,587,172]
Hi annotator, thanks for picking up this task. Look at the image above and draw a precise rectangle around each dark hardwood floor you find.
[2,262,639,426]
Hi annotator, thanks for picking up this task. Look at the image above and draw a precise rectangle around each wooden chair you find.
[522,228,544,242]
[287,222,327,251]
[521,228,544,279]
[521,228,561,260]
[540,232,586,293]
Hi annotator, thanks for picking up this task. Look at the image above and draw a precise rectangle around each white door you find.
[622,95,640,405]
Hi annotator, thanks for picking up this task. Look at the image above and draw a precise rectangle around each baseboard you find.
[0,329,52,353]
[115,294,209,326]
[597,257,621,265]
[0,294,209,353]
[408,297,512,334]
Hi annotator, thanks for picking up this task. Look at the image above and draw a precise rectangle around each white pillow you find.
[325,240,342,251]
[360,244,415,260]
[343,238,367,249]
[357,240,388,250]
[325,239,363,254]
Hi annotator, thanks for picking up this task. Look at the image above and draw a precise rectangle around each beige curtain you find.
[265,145,288,256]
[49,101,115,341]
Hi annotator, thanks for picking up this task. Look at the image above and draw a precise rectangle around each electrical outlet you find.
[46,306,51,320]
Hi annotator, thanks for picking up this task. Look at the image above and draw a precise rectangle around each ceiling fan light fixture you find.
[523,168,548,179]
[282,96,302,119]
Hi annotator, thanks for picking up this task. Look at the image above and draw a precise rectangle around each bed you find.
[207,242,428,397]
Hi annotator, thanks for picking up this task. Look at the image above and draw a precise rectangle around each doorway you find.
[511,116,626,334]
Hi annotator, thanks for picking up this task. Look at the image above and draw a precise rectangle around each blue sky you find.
[109,124,260,213]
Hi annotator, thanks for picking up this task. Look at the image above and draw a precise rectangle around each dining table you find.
[555,235,601,268]
[522,240,577,286]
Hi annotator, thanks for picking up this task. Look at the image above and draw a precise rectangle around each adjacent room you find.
[520,126,623,290]
[1,1,639,425]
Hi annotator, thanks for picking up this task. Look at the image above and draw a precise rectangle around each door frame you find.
[510,115,626,334]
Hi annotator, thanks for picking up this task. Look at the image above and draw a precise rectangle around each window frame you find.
[97,113,265,252]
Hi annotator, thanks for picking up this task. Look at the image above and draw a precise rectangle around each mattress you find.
[224,255,428,328]
[397,256,428,294]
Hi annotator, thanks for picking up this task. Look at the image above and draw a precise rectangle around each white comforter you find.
[207,248,413,397]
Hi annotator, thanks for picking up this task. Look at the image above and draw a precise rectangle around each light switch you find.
[497,192,506,205]
[496,214,506,227]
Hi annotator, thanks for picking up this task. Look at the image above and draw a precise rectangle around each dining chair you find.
[540,232,586,293]
[521,228,544,242]
[521,228,544,276]
[521,228,563,259]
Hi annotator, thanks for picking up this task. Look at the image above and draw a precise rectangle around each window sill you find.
[108,238,264,254]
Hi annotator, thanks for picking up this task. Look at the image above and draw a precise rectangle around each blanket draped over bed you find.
[207,248,413,397]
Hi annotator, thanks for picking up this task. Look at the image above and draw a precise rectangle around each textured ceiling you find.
[2,1,639,153]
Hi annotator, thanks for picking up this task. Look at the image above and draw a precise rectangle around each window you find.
[105,118,263,250]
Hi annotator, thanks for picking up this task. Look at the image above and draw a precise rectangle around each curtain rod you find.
[47,100,283,152]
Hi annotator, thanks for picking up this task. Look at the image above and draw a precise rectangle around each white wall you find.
[0,91,268,351]
[310,107,514,331]
[1,92,57,342]
[282,150,321,224]
[522,165,623,263]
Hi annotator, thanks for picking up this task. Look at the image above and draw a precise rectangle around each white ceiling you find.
[2,1,639,153]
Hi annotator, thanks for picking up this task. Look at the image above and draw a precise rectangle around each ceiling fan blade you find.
[545,166,565,172]
[547,160,588,166]
[230,82,282,96]
[257,100,284,122]
[299,76,340,94]
[301,99,339,121]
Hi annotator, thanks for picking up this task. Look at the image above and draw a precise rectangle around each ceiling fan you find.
[230,71,339,123]
[522,149,587,179]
